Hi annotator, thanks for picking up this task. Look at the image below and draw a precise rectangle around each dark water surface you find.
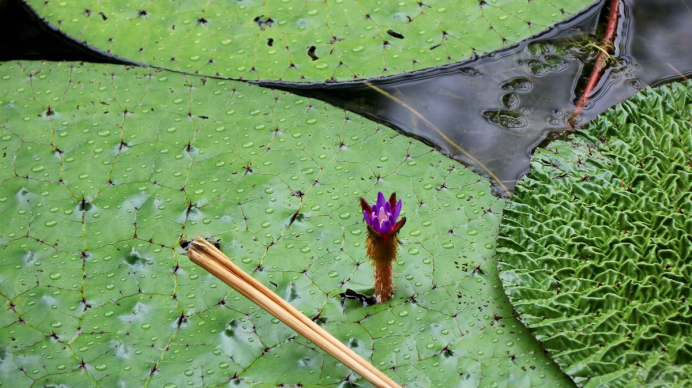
[0,0,129,64]
[260,0,692,194]
[2,0,691,194]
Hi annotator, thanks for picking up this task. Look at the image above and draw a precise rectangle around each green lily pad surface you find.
[0,61,574,387]
[23,0,593,82]
[498,81,692,387]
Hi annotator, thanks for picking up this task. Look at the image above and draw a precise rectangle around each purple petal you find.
[363,210,372,227]
[371,204,379,217]
[384,200,391,215]
[392,199,402,221]
[379,219,392,235]
[371,217,381,233]
[376,192,386,208]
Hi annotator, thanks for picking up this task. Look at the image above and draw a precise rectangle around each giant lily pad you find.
[22,0,593,82]
[498,81,692,387]
[0,61,574,387]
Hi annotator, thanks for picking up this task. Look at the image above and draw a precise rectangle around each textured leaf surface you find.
[0,61,573,387]
[498,81,692,387]
[23,0,592,82]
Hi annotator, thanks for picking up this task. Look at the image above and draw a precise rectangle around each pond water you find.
[2,0,691,194]
[261,0,692,195]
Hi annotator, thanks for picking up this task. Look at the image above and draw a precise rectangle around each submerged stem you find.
[571,0,620,122]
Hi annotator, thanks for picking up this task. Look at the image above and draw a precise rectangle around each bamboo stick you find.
[187,237,401,388]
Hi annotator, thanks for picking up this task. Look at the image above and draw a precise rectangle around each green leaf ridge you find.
[498,80,692,388]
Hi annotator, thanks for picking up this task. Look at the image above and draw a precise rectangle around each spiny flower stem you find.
[366,232,400,303]
[361,192,406,303]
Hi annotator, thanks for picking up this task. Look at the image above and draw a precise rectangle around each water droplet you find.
[49,272,61,280]
[398,311,409,317]
[45,220,57,227]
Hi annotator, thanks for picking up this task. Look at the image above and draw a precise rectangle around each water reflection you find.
[262,0,692,195]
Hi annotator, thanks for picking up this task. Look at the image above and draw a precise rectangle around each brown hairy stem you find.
[366,232,400,302]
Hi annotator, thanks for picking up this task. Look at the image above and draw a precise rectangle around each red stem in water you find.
[571,0,620,122]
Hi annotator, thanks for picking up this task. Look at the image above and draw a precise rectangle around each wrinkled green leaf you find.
[498,81,692,388]
[0,61,574,387]
[23,0,593,82]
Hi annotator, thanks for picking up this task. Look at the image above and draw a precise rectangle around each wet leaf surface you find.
[21,0,593,82]
[0,61,575,387]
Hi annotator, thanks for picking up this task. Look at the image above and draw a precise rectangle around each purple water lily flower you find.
[360,192,406,239]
